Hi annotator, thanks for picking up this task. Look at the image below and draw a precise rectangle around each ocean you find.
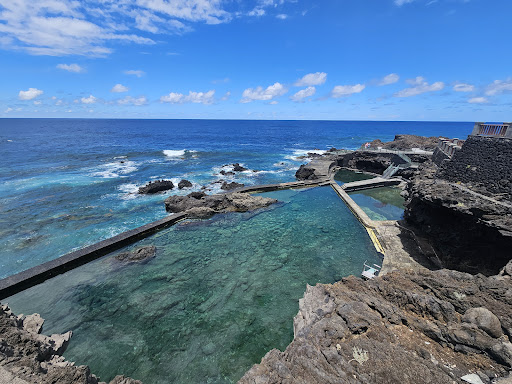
[0,119,472,279]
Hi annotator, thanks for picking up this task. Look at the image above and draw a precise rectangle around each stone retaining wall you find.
[438,135,512,199]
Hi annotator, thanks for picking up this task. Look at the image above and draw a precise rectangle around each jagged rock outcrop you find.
[365,134,439,151]
[138,180,174,194]
[240,268,512,384]
[164,192,277,219]
[221,181,244,191]
[335,152,395,175]
[177,179,193,189]
[0,304,141,384]
[403,164,512,275]
[295,165,318,180]
[114,245,156,263]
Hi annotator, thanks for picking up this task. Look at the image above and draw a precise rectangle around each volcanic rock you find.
[295,165,318,180]
[365,134,440,151]
[232,163,248,172]
[138,180,174,194]
[0,304,141,383]
[403,164,512,275]
[221,181,244,191]
[164,192,277,218]
[115,245,156,263]
[178,179,193,189]
[240,268,512,384]
[220,170,236,176]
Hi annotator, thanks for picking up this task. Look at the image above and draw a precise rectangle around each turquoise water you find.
[0,119,472,278]
[334,169,375,185]
[6,187,380,384]
[348,186,405,221]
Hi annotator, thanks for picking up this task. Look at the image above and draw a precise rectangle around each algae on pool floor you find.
[348,186,405,221]
[6,187,381,384]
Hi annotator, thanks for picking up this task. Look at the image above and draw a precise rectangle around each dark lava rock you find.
[138,180,174,194]
[232,163,248,172]
[178,179,193,189]
[221,181,244,191]
[164,192,277,219]
[335,152,394,175]
[295,164,318,180]
[240,268,512,384]
[403,164,512,275]
[220,170,236,176]
[115,245,156,263]
[365,134,440,151]
[327,147,338,152]
[0,304,141,383]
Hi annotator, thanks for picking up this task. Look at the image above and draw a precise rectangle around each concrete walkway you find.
[342,177,402,192]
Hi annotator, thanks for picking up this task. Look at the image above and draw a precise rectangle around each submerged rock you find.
[164,191,277,218]
[115,245,156,263]
[220,170,236,176]
[240,268,512,384]
[138,180,174,194]
[178,179,193,189]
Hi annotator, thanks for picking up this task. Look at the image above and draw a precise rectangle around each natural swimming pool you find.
[348,186,405,221]
[6,186,381,384]
[334,168,375,185]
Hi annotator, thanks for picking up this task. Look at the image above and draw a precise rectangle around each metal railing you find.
[472,122,510,137]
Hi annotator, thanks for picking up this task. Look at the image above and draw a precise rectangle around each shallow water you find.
[6,187,381,384]
[334,169,375,185]
[348,186,405,221]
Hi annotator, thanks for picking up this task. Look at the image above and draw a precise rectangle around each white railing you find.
[472,122,510,137]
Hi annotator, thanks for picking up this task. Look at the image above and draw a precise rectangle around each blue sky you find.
[0,0,511,120]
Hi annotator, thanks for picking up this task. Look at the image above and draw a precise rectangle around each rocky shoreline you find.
[2,134,511,383]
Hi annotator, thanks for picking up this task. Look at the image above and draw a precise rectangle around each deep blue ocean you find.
[0,119,472,279]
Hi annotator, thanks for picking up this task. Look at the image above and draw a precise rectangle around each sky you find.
[0,0,511,121]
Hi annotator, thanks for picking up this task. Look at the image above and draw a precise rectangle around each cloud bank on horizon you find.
[1,0,511,120]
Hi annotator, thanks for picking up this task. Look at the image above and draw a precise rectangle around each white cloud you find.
[394,0,415,5]
[394,77,444,97]
[118,96,148,106]
[111,84,129,93]
[0,1,155,56]
[33,100,42,105]
[57,63,84,73]
[18,87,43,100]
[221,91,231,101]
[55,99,64,106]
[160,90,215,104]
[124,70,145,77]
[81,95,97,104]
[453,83,474,92]
[290,87,316,102]
[468,97,488,104]
[331,84,365,98]
[485,79,512,96]
[276,14,288,19]
[269,100,278,105]
[241,82,288,103]
[294,72,327,87]
[378,73,400,86]
[248,8,265,17]
[4,107,13,113]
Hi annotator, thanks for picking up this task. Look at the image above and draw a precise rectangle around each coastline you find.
[1,133,511,383]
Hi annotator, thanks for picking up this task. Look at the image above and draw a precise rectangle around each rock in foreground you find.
[164,192,277,219]
[0,304,141,384]
[240,268,512,384]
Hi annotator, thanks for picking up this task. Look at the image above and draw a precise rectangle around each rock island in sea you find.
[1,125,512,383]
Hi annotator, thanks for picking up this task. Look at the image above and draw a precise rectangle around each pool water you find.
[6,187,381,384]
[348,186,405,221]
[334,169,375,185]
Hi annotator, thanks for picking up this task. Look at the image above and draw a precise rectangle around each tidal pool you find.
[6,186,381,384]
[348,186,405,221]
[334,168,375,185]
